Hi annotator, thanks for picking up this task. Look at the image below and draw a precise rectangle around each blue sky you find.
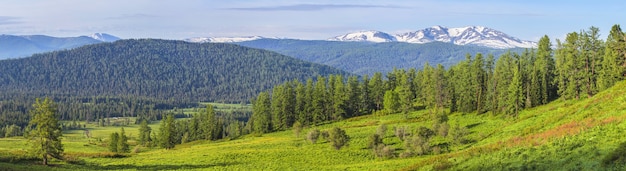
[0,0,624,41]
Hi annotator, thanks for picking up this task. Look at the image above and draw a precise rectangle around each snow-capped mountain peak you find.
[331,26,536,49]
[184,36,267,43]
[328,30,396,43]
[88,33,120,42]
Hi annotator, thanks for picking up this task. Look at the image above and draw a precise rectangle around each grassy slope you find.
[1,81,626,170]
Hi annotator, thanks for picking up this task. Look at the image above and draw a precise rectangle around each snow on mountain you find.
[328,31,396,43]
[184,36,267,43]
[88,33,120,42]
[333,26,536,49]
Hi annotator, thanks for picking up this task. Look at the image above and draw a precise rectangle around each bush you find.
[328,127,350,150]
[451,124,469,145]
[307,129,320,144]
[368,134,383,149]
[374,144,395,159]
[602,141,626,166]
[321,130,330,142]
[438,122,450,137]
[395,126,409,141]
[293,121,303,138]
[376,124,388,137]
[405,134,430,156]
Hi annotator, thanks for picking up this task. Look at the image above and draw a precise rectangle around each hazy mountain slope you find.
[0,33,120,59]
[236,39,524,75]
[0,39,350,102]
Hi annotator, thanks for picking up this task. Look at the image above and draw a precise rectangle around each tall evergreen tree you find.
[535,35,556,104]
[598,24,625,90]
[396,70,412,118]
[28,98,63,165]
[109,132,119,152]
[332,75,346,120]
[159,113,176,149]
[383,90,400,114]
[312,76,328,124]
[252,92,272,134]
[369,72,385,110]
[118,127,130,153]
[507,54,524,116]
[138,119,152,146]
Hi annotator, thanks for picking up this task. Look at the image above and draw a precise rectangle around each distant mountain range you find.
[235,39,525,75]
[187,26,536,49]
[0,33,120,59]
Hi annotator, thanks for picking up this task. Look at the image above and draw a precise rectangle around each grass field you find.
[2,81,626,170]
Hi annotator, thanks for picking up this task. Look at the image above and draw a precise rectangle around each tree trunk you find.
[43,154,48,165]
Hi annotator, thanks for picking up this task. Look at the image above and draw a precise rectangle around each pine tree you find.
[396,70,412,118]
[369,72,385,110]
[507,54,524,116]
[109,132,119,152]
[159,113,176,149]
[471,53,487,113]
[28,98,63,165]
[312,76,328,124]
[535,35,556,104]
[598,25,625,90]
[205,104,217,140]
[252,92,272,134]
[346,76,361,117]
[271,85,285,131]
[383,90,400,114]
[332,75,346,120]
[138,119,152,146]
[118,127,130,153]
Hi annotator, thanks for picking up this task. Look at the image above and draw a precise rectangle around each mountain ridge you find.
[186,25,536,49]
[330,26,537,49]
[0,33,120,59]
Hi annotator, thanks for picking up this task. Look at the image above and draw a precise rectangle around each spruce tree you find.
[118,127,130,153]
[252,92,272,134]
[109,132,119,152]
[28,98,63,165]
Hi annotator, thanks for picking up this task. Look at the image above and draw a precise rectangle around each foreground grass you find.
[2,82,626,170]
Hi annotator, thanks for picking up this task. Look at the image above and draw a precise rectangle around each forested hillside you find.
[0,39,350,103]
[250,25,626,134]
[236,39,525,75]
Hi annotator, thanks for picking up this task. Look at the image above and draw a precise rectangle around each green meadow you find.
[2,81,626,170]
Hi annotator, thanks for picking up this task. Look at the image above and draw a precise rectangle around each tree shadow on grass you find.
[78,161,241,170]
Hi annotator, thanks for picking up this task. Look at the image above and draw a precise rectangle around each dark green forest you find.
[250,25,626,134]
[0,39,350,102]
[236,39,525,75]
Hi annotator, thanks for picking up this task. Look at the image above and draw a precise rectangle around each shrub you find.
[376,124,388,137]
[438,122,450,137]
[374,144,395,159]
[405,134,430,156]
[293,121,303,138]
[417,126,435,139]
[602,141,626,166]
[321,130,330,142]
[307,129,320,144]
[328,127,350,150]
[451,124,470,145]
[395,126,409,141]
[368,134,383,149]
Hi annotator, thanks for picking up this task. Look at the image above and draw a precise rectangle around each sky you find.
[0,0,624,42]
